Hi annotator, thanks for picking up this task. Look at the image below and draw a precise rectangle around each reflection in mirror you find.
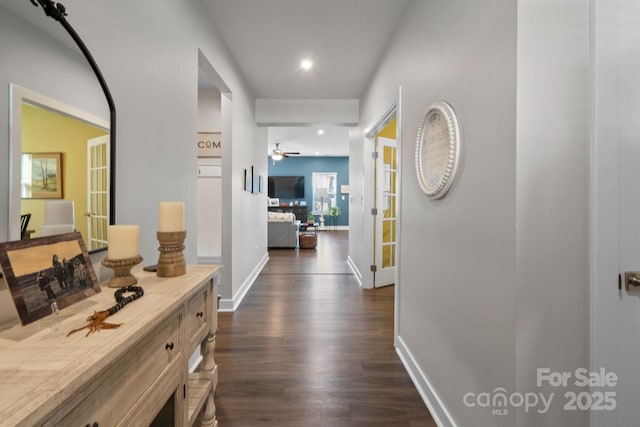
[9,85,110,252]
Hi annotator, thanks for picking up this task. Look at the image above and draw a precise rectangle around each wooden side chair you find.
[20,213,32,239]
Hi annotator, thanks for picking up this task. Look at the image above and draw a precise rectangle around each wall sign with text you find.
[197,132,221,158]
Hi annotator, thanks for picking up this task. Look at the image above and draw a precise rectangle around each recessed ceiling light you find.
[315,151,320,156]
[300,59,313,70]
[317,129,324,135]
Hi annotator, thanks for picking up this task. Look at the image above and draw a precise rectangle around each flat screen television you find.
[268,176,305,199]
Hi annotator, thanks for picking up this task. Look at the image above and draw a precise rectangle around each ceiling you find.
[268,125,350,157]
[3,0,410,158]
[203,0,409,99]
[203,0,409,157]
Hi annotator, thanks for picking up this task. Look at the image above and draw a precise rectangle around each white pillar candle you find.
[108,225,140,259]
[159,202,185,232]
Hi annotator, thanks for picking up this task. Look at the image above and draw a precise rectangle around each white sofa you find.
[267,212,299,248]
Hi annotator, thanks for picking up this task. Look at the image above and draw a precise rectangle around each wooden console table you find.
[0,265,220,427]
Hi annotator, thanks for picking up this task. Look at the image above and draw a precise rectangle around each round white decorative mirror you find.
[414,101,461,199]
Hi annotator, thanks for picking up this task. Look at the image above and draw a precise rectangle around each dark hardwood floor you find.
[215,231,435,426]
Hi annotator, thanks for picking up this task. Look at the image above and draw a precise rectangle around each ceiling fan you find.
[271,143,299,161]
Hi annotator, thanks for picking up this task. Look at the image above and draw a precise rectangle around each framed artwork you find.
[244,168,251,192]
[268,198,280,206]
[0,232,101,325]
[415,101,461,199]
[197,132,221,158]
[253,174,262,194]
[21,152,63,199]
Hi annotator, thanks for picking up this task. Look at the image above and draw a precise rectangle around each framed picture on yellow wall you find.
[21,152,63,199]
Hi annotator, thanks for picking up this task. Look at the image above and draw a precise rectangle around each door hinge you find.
[371,208,378,216]
[184,384,186,399]
[619,274,622,290]
[371,264,377,272]
[372,151,379,159]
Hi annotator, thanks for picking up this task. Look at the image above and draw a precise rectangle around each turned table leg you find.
[199,333,217,427]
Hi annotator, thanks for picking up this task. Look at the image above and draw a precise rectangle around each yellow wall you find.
[21,103,108,241]
[377,117,396,139]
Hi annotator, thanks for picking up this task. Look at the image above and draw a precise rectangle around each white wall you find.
[515,1,590,426]
[347,126,365,283]
[354,0,591,425]
[198,87,222,132]
[356,1,517,425]
[0,0,267,313]
[226,94,269,309]
[72,0,267,309]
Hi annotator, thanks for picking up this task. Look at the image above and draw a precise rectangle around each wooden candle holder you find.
[157,230,186,277]
[102,254,143,288]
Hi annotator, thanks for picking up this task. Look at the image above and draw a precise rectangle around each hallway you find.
[215,231,435,426]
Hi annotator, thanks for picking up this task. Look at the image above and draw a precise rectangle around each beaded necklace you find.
[110,285,145,315]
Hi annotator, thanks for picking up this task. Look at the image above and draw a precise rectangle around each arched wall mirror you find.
[2,1,115,253]
[9,85,111,251]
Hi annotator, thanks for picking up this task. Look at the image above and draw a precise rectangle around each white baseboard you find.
[218,252,269,312]
[395,335,457,427]
[347,255,363,287]
[318,225,349,231]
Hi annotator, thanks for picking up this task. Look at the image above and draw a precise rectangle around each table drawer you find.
[47,311,182,427]
[187,287,209,349]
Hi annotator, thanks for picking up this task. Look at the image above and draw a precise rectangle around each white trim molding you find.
[218,252,269,312]
[347,255,363,287]
[197,256,222,265]
[396,336,457,427]
[319,226,349,231]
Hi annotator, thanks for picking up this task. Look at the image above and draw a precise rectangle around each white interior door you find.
[374,136,397,287]
[86,135,109,251]
[616,5,640,423]
[618,161,640,422]
[594,2,640,425]
[197,160,222,262]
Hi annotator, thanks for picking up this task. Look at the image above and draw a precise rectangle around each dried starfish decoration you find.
[66,310,122,337]
[67,285,144,337]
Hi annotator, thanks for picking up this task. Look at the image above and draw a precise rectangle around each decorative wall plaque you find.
[197,132,221,158]
[414,101,461,199]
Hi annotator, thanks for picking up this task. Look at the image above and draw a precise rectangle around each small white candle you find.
[108,225,140,259]
[159,202,185,232]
